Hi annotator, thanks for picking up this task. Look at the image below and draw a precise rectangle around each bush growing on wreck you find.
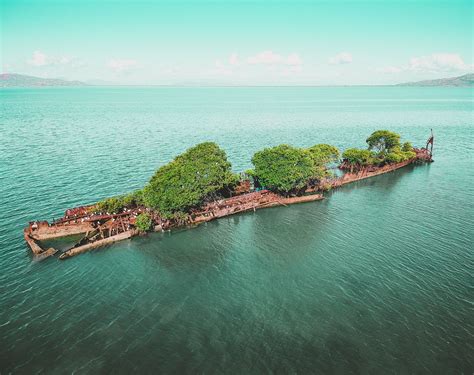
[135,213,152,232]
[307,143,340,178]
[366,130,401,153]
[97,196,125,214]
[122,190,144,207]
[142,142,238,218]
[341,148,375,171]
[341,131,416,171]
[307,144,340,165]
[251,144,315,194]
[385,147,416,163]
[402,142,413,152]
[384,151,404,164]
[96,190,144,213]
[382,139,416,164]
[364,130,416,165]
[244,169,256,178]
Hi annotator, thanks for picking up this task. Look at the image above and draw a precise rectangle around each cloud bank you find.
[27,51,84,68]
[211,50,303,78]
[378,53,473,74]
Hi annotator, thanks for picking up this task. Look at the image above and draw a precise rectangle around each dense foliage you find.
[96,190,144,214]
[307,144,340,165]
[135,213,152,232]
[366,130,401,153]
[341,148,375,169]
[402,142,413,152]
[385,146,416,163]
[142,142,238,218]
[342,130,416,171]
[251,144,315,194]
[307,143,340,179]
[94,130,417,219]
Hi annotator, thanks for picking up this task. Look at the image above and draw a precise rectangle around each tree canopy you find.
[251,144,315,194]
[306,143,340,180]
[385,146,416,163]
[342,131,416,171]
[402,142,413,152]
[341,148,375,169]
[366,130,401,153]
[142,142,238,218]
[94,130,417,219]
[307,144,340,165]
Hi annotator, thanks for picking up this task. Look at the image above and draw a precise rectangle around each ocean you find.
[0,86,472,373]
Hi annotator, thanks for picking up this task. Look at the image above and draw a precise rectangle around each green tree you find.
[142,142,238,218]
[251,144,314,194]
[401,142,413,152]
[385,150,416,163]
[307,143,340,179]
[307,144,340,165]
[385,151,403,164]
[341,148,375,171]
[363,132,416,165]
[366,130,401,153]
[135,213,152,232]
[383,143,416,164]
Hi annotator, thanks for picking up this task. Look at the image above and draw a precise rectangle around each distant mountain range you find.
[1,72,473,88]
[0,73,86,87]
[396,73,473,87]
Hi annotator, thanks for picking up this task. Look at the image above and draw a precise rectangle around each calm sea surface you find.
[0,87,473,374]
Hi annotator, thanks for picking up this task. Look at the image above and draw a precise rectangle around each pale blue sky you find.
[1,0,472,85]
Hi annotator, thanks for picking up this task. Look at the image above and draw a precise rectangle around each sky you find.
[0,0,472,85]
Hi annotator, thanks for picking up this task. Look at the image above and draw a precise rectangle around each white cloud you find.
[27,51,85,68]
[408,53,471,73]
[211,50,303,78]
[107,59,138,73]
[329,52,353,65]
[378,53,473,74]
[28,51,48,66]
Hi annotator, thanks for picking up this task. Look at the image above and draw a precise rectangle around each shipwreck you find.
[24,131,434,260]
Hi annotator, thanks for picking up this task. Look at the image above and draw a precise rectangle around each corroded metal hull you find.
[24,147,433,259]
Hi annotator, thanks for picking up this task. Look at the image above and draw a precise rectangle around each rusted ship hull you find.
[24,147,433,259]
[58,230,135,259]
[25,192,325,259]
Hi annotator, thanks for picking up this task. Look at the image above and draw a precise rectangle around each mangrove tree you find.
[142,142,238,218]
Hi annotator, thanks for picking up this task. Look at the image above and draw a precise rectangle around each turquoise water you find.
[0,87,473,373]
